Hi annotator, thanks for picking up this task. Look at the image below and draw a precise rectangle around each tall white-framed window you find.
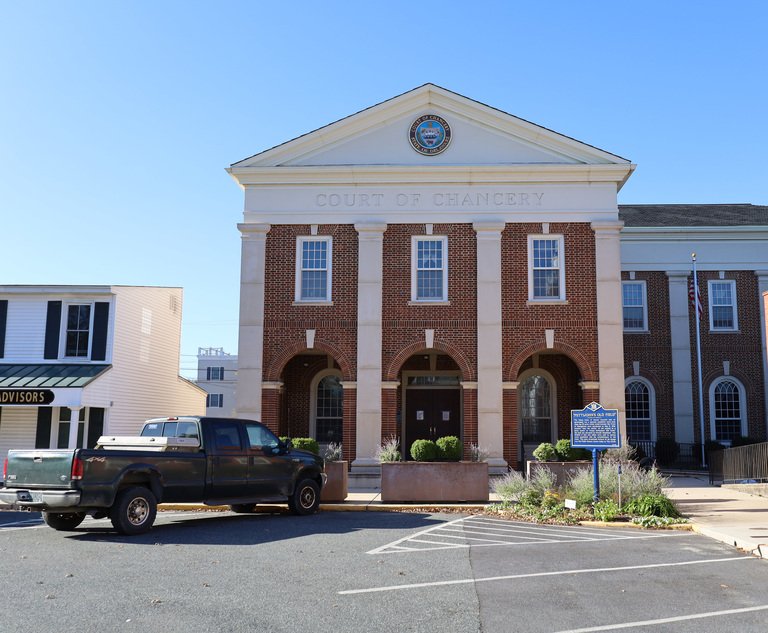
[528,235,565,301]
[207,393,224,408]
[55,407,86,448]
[295,236,332,302]
[309,369,343,444]
[518,368,557,444]
[622,281,648,331]
[708,280,737,331]
[710,376,747,442]
[624,378,656,442]
[62,303,93,358]
[411,235,448,302]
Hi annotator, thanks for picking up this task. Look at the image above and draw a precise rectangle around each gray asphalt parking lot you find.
[2,509,767,633]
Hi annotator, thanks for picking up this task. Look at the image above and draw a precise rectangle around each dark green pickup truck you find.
[0,416,326,535]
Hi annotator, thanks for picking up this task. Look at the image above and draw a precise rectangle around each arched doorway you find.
[518,368,556,461]
[399,350,463,460]
[310,369,343,445]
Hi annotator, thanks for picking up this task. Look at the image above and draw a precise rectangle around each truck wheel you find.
[110,487,157,535]
[288,479,320,515]
[42,512,86,531]
[229,504,255,513]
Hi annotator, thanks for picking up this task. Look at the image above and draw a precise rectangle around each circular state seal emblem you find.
[409,114,451,155]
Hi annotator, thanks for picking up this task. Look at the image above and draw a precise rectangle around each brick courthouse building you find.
[227,85,768,475]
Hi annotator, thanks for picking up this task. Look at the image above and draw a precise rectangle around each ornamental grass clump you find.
[376,436,401,462]
[492,470,529,502]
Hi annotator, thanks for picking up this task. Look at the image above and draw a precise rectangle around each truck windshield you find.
[141,421,200,442]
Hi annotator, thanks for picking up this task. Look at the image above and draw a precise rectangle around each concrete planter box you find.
[381,461,489,503]
[526,460,592,488]
[321,461,348,502]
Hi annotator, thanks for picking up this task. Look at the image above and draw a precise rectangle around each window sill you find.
[526,299,569,306]
[408,300,451,306]
[709,329,739,334]
[624,329,649,334]
[292,301,334,306]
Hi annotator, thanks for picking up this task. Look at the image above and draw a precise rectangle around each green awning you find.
[0,364,111,388]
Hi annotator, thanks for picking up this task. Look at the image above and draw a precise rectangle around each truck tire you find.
[42,511,86,531]
[229,504,255,513]
[288,479,320,515]
[110,486,157,535]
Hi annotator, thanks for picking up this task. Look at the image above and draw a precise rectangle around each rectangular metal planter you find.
[381,461,489,503]
[320,460,348,502]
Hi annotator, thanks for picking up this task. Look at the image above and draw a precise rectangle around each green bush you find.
[289,437,319,455]
[532,442,556,461]
[410,439,438,461]
[624,493,680,518]
[518,488,543,509]
[554,439,572,461]
[593,498,620,521]
[436,436,462,461]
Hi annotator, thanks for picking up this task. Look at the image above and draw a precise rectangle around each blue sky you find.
[2,1,766,377]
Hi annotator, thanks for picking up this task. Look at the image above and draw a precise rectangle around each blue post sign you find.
[571,402,621,503]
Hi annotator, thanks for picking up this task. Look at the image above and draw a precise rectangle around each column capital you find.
[754,270,768,282]
[354,222,387,235]
[238,223,271,237]
[591,220,624,234]
[666,270,691,280]
[472,220,506,235]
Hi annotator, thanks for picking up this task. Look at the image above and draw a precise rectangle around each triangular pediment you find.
[232,84,630,169]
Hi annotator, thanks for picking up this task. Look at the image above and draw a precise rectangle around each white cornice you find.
[228,164,635,188]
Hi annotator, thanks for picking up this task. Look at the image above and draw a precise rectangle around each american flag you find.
[688,276,703,319]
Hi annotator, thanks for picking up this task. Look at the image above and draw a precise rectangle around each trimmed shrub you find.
[436,436,462,461]
[554,439,572,461]
[290,437,319,455]
[410,439,438,462]
[532,442,556,462]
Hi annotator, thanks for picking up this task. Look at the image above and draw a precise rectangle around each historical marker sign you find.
[571,402,621,450]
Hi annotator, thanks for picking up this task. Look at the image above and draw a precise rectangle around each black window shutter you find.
[87,408,105,448]
[44,301,62,359]
[206,367,211,380]
[91,302,110,361]
[219,395,224,408]
[35,408,53,448]
[0,299,7,358]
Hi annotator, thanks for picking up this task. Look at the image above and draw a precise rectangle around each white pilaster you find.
[756,271,768,438]
[592,221,627,439]
[667,271,695,443]
[473,221,507,470]
[236,223,270,420]
[352,222,387,467]
[67,407,83,449]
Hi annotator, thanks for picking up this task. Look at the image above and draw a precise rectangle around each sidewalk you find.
[663,474,768,556]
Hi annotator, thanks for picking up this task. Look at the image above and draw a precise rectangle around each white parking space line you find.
[554,604,768,632]
[369,516,689,554]
[339,556,754,595]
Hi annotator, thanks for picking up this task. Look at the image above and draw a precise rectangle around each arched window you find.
[311,371,343,444]
[624,379,656,442]
[710,378,746,442]
[519,372,554,444]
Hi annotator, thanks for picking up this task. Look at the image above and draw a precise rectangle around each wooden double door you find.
[404,388,461,459]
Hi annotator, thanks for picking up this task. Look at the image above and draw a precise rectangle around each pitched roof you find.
[619,204,768,227]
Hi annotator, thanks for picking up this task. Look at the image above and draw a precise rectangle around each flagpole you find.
[692,253,707,468]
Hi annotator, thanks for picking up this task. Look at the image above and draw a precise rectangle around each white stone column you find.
[352,223,386,469]
[756,271,768,438]
[67,407,83,449]
[473,221,507,472]
[667,271,695,443]
[592,221,627,438]
[236,223,270,420]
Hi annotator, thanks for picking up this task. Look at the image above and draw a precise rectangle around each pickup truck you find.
[0,416,326,535]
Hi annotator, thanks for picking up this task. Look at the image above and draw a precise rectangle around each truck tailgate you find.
[5,450,76,488]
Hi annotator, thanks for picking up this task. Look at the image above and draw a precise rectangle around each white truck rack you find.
[95,436,201,452]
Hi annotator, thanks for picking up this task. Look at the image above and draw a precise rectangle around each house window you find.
[528,236,565,300]
[622,281,647,331]
[64,304,92,357]
[295,237,332,302]
[708,280,737,331]
[56,407,86,448]
[412,236,448,301]
[207,393,224,408]
[624,379,655,441]
[207,366,225,381]
[519,373,553,443]
[711,378,746,442]
[314,374,343,444]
